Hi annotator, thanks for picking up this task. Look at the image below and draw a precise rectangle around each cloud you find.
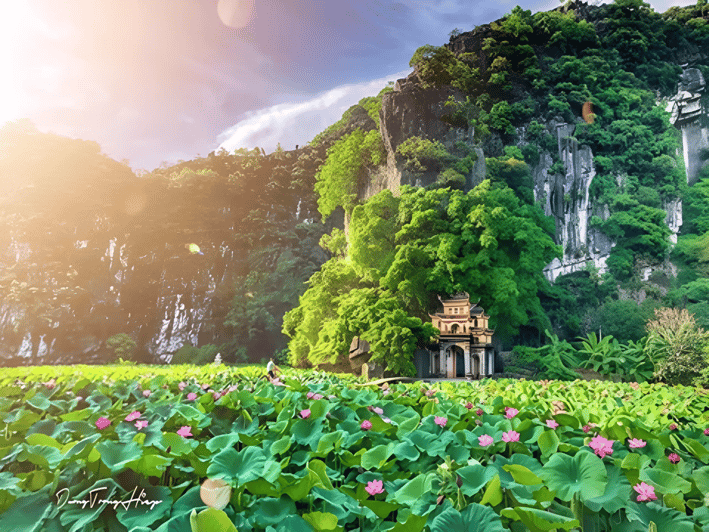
[216,68,411,154]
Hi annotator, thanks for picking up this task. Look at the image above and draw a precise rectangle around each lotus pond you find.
[2,364,709,531]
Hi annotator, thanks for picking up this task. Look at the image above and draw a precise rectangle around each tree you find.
[106,333,137,362]
[644,307,709,385]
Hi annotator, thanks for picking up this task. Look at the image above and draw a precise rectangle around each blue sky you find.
[0,0,696,171]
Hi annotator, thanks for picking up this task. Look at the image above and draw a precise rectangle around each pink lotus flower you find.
[633,482,657,502]
[502,430,520,443]
[434,416,447,427]
[465,402,474,410]
[478,434,494,447]
[213,392,221,401]
[221,389,229,396]
[135,420,148,430]
[589,435,614,458]
[187,392,197,401]
[476,408,483,416]
[505,407,518,419]
[312,393,324,400]
[382,417,392,424]
[361,419,373,430]
[668,453,681,464]
[177,426,192,438]
[300,409,311,419]
[142,390,151,397]
[365,480,384,496]
[95,417,111,430]
[628,438,646,449]
[272,378,284,386]
[125,411,141,422]
[582,424,592,433]
[178,381,187,391]
[705,428,709,436]
[44,379,56,390]
[425,389,436,397]
[372,407,384,415]
[669,423,678,430]
[201,383,210,390]
[546,419,559,429]
[306,392,314,399]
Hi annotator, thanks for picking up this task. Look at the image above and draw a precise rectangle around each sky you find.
[0,0,698,172]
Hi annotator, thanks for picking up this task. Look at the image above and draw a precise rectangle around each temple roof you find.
[439,291,469,302]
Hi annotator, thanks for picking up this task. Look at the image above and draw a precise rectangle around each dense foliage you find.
[3,366,709,530]
[284,181,560,374]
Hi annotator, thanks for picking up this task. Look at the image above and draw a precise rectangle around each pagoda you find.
[427,292,496,378]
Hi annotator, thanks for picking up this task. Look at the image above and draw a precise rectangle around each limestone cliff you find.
[372,42,708,284]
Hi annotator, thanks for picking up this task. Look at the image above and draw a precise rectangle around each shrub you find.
[106,333,137,363]
[644,307,709,386]
[171,343,221,365]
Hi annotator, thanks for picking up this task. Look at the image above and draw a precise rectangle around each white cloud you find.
[216,68,411,154]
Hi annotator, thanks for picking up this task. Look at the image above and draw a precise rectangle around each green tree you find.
[106,333,137,362]
[314,129,384,220]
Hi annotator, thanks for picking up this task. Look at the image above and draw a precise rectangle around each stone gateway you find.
[427,292,495,379]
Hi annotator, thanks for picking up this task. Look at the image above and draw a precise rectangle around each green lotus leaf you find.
[360,499,400,519]
[308,459,334,490]
[116,486,171,530]
[500,507,579,532]
[127,452,173,477]
[291,418,323,448]
[680,437,709,464]
[302,511,338,531]
[585,463,632,513]
[639,468,692,494]
[157,431,198,456]
[189,507,237,532]
[692,465,709,494]
[20,444,63,469]
[96,440,143,474]
[58,409,92,422]
[503,464,543,486]
[539,450,607,502]
[268,515,315,532]
[456,463,496,497]
[207,445,266,485]
[538,429,560,458]
[315,430,344,455]
[27,419,56,437]
[395,414,420,437]
[270,435,292,455]
[174,404,204,422]
[362,443,396,470]
[392,440,420,462]
[59,478,122,532]
[251,496,297,528]
[312,486,376,522]
[625,501,694,532]
[392,473,435,506]
[430,503,506,532]
[0,484,53,532]
[26,394,51,411]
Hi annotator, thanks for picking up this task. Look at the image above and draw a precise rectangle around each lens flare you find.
[200,478,231,510]
[217,0,255,28]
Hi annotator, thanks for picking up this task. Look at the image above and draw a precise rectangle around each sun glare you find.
[0,2,65,128]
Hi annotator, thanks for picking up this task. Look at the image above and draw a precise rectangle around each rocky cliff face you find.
[0,131,326,365]
[373,65,707,282]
